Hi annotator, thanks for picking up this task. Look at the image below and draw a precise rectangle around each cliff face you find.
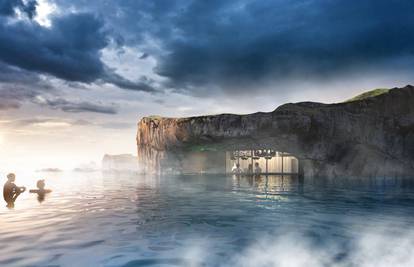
[137,85,414,177]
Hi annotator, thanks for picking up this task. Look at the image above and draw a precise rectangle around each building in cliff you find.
[225,150,298,174]
[137,85,414,178]
[147,148,299,175]
[102,154,139,172]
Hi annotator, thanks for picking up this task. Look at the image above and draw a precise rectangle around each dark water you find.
[1,173,414,267]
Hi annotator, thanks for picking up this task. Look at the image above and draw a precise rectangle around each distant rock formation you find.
[102,154,139,172]
[73,161,99,172]
[137,85,414,178]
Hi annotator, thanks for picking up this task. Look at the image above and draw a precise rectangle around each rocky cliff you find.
[137,85,414,177]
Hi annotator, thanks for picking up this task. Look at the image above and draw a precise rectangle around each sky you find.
[0,0,413,170]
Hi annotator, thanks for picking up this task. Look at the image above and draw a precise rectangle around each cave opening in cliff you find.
[164,148,299,175]
[225,149,299,175]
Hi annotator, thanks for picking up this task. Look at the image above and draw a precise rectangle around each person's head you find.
[36,179,45,189]
[7,173,15,182]
[255,162,259,167]
[236,163,240,168]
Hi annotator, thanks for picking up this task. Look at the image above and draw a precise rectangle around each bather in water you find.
[232,163,243,175]
[254,162,262,176]
[30,179,52,203]
[3,173,26,208]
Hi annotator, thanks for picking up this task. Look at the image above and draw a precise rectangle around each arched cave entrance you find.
[173,148,302,177]
[225,149,299,175]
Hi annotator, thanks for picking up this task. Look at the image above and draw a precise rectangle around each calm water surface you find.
[1,172,414,267]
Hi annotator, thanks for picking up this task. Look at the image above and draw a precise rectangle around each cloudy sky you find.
[0,0,413,170]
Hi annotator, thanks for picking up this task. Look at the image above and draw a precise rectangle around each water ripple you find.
[0,173,413,266]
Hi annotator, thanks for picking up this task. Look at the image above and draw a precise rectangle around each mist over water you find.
[0,172,413,267]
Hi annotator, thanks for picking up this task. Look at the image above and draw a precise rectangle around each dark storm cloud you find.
[0,0,37,19]
[0,63,120,114]
[104,73,156,92]
[0,9,155,92]
[0,62,53,109]
[3,0,414,96]
[0,62,45,86]
[0,13,107,82]
[55,0,414,93]
[139,53,149,60]
[152,0,414,91]
[33,97,118,114]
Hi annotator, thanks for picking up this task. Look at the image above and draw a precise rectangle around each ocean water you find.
[1,172,414,267]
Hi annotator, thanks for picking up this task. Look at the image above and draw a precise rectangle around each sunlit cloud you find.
[34,0,58,27]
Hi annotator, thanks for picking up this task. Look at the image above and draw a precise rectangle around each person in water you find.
[3,173,26,208]
[247,164,253,174]
[232,163,243,175]
[30,179,52,203]
[254,162,262,175]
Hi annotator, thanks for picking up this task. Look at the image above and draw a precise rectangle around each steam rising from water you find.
[177,222,414,267]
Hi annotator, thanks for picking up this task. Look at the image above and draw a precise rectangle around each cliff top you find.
[345,88,390,102]
[139,85,413,122]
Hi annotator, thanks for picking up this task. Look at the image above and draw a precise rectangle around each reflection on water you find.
[232,174,301,192]
[0,172,414,266]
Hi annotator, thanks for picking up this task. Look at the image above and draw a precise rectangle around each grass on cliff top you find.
[147,115,163,119]
[345,88,390,102]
